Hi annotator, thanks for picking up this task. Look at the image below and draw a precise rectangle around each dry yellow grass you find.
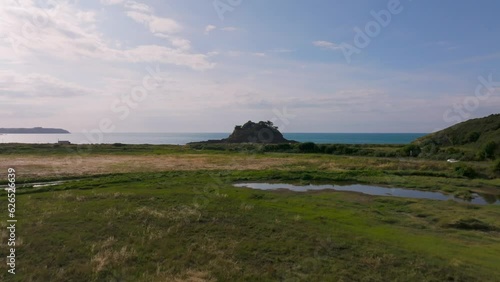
[0,154,308,179]
[0,152,453,181]
[155,269,215,282]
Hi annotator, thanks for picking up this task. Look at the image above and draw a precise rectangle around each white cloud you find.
[118,45,213,70]
[223,51,269,58]
[122,1,180,34]
[204,25,239,35]
[313,40,343,51]
[148,16,181,34]
[124,0,153,13]
[126,11,181,34]
[75,11,98,23]
[204,24,216,35]
[0,70,99,98]
[101,0,125,5]
[1,1,477,133]
[252,53,266,57]
[169,38,191,50]
[0,1,212,70]
[151,33,191,49]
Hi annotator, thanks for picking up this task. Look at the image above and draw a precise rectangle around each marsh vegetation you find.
[0,143,499,281]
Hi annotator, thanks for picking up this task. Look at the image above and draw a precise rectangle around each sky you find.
[1,0,500,133]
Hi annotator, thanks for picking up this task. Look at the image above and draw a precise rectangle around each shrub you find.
[332,144,344,154]
[476,151,486,161]
[447,218,495,231]
[465,132,481,143]
[482,141,497,159]
[301,173,313,180]
[277,143,293,151]
[318,145,328,153]
[324,145,335,154]
[493,159,500,173]
[342,147,356,154]
[263,143,292,152]
[249,193,265,200]
[385,151,398,158]
[420,143,440,157]
[356,149,375,156]
[298,142,318,153]
[461,152,477,161]
[401,144,421,157]
[454,164,477,178]
[332,145,358,155]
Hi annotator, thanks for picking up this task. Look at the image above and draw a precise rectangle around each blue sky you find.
[1,0,499,133]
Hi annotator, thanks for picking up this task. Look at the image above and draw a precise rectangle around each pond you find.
[233,183,500,205]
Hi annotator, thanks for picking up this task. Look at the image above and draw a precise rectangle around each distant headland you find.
[0,127,70,134]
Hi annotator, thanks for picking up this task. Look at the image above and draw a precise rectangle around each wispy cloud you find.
[423,41,460,51]
[100,0,125,5]
[312,40,343,51]
[204,25,239,35]
[124,0,152,13]
[204,24,216,35]
[0,70,99,98]
[126,11,181,34]
[0,1,213,70]
[0,1,497,132]
[224,51,268,58]
[448,52,500,65]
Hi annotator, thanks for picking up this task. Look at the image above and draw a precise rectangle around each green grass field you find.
[0,144,499,281]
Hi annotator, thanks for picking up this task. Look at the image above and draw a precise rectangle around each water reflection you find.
[234,183,500,205]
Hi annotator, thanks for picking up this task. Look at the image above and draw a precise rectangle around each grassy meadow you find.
[0,143,499,281]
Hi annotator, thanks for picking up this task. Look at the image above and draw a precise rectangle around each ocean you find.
[0,133,426,145]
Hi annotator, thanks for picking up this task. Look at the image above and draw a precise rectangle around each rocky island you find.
[192,121,297,144]
[0,127,70,134]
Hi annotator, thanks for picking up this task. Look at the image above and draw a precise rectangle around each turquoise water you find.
[285,133,425,144]
[0,132,426,145]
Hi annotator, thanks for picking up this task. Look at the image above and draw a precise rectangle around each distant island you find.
[191,121,297,144]
[0,127,70,134]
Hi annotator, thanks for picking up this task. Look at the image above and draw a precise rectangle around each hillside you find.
[0,127,70,134]
[413,114,500,159]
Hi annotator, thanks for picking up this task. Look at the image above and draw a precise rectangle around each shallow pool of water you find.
[1,180,67,190]
[233,183,500,205]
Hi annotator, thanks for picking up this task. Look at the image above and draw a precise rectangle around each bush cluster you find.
[454,164,477,178]
[401,144,421,157]
[188,141,499,163]
[493,159,500,173]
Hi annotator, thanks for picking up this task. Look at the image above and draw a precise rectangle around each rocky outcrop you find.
[194,121,296,144]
